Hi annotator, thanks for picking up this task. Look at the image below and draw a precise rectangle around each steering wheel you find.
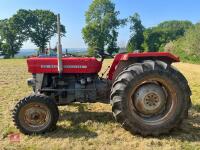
[94,48,113,62]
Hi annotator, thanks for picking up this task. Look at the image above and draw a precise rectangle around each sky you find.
[0,0,200,49]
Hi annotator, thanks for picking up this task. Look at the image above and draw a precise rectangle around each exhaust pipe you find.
[57,14,63,74]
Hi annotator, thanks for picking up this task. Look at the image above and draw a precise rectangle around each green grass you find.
[0,59,200,150]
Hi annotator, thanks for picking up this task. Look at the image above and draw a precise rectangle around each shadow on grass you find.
[42,103,114,139]
[156,104,200,142]
[43,125,98,139]
[59,111,115,125]
[59,103,115,124]
[43,103,200,141]
[191,104,200,113]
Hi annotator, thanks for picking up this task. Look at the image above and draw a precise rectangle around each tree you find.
[0,40,2,55]
[10,9,32,38]
[182,24,200,55]
[127,13,145,52]
[1,43,11,58]
[82,0,125,55]
[144,20,193,52]
[0,18,27,58]
[107,29,119,55]
[143,28,163,52]
[168,24,200,63]
[13,9,66,53]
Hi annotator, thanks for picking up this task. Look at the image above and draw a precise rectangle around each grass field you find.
[0,59,200,150]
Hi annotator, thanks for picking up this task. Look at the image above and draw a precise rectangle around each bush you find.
[162,23,200,64]
[164,37,200,64]
[172,49,200,64]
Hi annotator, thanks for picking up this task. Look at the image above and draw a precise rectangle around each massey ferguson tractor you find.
[12,14,191,136]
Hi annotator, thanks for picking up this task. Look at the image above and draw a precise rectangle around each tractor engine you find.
[28,73,111,105]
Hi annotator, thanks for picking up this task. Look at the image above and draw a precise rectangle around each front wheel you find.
[111,60,191,136]
[12,94,59,135]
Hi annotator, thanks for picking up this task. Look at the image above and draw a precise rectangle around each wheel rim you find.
[134,83,166,115]
[19,102,51,132]
[129,75,177,125]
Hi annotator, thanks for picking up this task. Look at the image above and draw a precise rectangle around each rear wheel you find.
[12,94,59,135]
[111,60,191,136]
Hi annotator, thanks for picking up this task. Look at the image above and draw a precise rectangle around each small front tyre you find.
[12,94,59,135]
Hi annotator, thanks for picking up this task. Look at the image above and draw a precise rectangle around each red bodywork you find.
[27,52,179,80]
[27,57,102,74]
[108,52,179,80]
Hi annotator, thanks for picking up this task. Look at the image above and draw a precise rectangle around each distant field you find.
[0,59,200,150]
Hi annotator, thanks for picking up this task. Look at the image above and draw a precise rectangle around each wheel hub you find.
[133,83,166,115]
[24,105,49,127]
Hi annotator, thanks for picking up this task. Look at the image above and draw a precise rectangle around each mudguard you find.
[108,52,180,80]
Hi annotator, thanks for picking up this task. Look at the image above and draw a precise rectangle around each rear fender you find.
[108,52,180,81]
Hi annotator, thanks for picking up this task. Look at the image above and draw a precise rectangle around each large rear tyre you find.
[12,94,59,135]
[111,60,191,136]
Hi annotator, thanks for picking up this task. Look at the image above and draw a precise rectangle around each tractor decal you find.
[41,65,87,69]
[41,65,57,68]
[63,65,87,69]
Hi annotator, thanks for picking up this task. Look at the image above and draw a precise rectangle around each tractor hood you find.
[27,57,102,74]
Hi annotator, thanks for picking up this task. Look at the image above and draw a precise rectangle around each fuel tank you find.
[27,57,102,74]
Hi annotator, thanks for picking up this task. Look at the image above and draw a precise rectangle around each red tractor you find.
[12,15,191,136]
